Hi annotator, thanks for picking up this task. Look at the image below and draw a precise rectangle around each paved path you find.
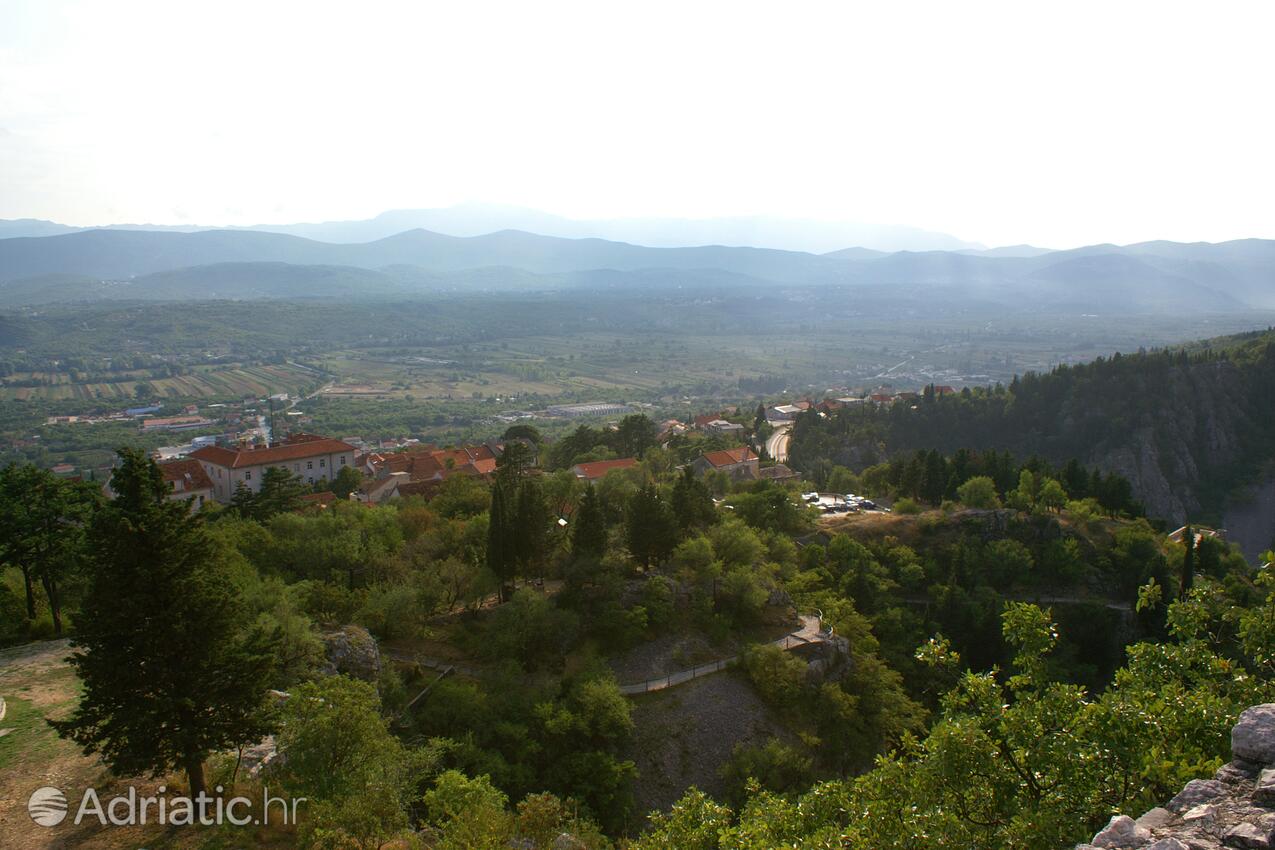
[618,614,828,696]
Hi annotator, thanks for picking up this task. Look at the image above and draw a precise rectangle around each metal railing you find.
[618,612,829,695]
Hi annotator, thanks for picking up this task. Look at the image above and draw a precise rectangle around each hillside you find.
[789,329,1275,536]
[0,228,1272,312]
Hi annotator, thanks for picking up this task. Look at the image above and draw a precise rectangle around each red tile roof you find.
[158,458,214,492]
[572,458,639,480]
[701,447,758,468]
[190,434,356,469]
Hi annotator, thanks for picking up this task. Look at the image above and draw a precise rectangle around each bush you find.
[356,582,425,641]
[740,644,807,708]
[893,497,922,515]
[956,476,1001,509]
[719,740,814,806]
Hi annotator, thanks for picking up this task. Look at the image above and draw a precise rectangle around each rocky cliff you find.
[1079,705,1275,850]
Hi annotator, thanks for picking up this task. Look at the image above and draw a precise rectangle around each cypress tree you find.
[572,483,607,560]
[486,480,516,601]
[52,449,274,800]
[1182,524,1195,594]
[515,477,549,580]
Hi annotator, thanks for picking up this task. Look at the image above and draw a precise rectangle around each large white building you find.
[190,433,357,502]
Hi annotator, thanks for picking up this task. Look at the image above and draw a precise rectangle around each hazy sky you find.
[1,0,1272,248]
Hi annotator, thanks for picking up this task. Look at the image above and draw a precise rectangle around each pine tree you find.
[52,449,275,800]
[625,484,678,569]
[0,465,96,636]
[228,481,257,517]
[572,483,607,560]
[670,466,716,533]
[254,466,308,519]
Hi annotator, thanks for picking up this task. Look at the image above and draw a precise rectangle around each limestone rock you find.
[1182,804,1217,827]
[1224,822,1273,849]
[1145,839,1190,850]
[1169,780,1228,813]
[1137,808,1180,831]
[1093,814,1152,848]
[1219,761,1263,784]
[320,625,382,682]
[1254,770,1275,807]
[1234,706,1275,767]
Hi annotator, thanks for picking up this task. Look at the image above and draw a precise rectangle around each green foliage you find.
[892,497,922,514]
[481,589,579,670]
[280,676,436,850]
[572,483,608,560]
[52,449,275,798]
[956,475,1000,508]
[625,483,678,568]
[719,739,814,806]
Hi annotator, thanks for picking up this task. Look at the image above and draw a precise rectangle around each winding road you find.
[766,422,792,463]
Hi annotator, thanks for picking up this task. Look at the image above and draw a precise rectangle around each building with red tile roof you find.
[360,442,502,487]
[571,458,640,481]
[155,458,215,511]
[692,447,760,480]
[191,433,357,502]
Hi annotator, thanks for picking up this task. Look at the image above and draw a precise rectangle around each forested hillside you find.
[789,329,1275,528]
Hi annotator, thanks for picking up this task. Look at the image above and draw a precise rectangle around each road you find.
[766,422,792,463]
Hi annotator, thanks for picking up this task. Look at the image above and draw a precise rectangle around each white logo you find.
[28,786,68,827]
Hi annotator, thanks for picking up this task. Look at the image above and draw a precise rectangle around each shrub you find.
[893,497,922,515]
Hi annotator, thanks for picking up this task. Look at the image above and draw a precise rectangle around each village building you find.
[703,418,746,438]
[692,447,760,480]
[767,404,802,421]
[146,458,215,512]
[190,433,357,502]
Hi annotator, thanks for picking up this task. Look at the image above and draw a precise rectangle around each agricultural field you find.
[0,362,323,403]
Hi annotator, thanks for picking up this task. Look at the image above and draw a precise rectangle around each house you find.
[692,447,760,480]
[157,458,215,512]
[190,433,358,502]
[50,463,76,476]
[768,404,802,421]
[868,393,895,406]
[362,443,501,484]
[657,419,688,441]
[933,385,957,397]
[704,419,745,438]
[571,458,639,481]
[758,463,801,482]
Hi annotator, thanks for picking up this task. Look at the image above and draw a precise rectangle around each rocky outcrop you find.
[319,625,381,682]
[1079,705,1275,850]
[804,634,853,686]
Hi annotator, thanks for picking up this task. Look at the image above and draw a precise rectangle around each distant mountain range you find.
[0,222,1270,314]
[0,204,983,254]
